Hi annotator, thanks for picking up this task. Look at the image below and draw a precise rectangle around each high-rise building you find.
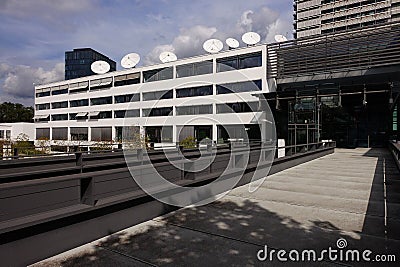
[294,0,400,38]
[65,48,116,80]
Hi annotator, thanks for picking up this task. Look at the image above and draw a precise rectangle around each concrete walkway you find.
[32,148,400,266]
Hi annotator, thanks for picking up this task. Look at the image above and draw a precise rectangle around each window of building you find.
[216,52,262,72]
[51,85,69,96]
[142,107,173,117]
[142,90,173,101]
[114,109,140,118]
[143,67,173,82]
[90,77,112,91]
[114,73,140,87]
[51,114,68,121]
[216,80,262,94]
[36,88,51,98]
[0,130,4,139]
[36,103,50,110]
[91,127,112,141]
[52,127,68,140]
[176,60,213,78]
[36,128,50,139]
[51,101,68,109]
[70,99,89,107]
[70,112,88,120]
[5,130,11,139]
[69,81,89,94]
[91,96,112,106]
[145,126,173,143]
[176,85,213,98]
[176,104,213,115]
[216,102,258,113]
[70,127,88,141]
[34,114,50,122]
[114,94,140,103]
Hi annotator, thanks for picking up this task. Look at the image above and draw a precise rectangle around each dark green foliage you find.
[0,102,34,123]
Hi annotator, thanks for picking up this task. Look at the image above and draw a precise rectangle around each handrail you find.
[389,141,400,171]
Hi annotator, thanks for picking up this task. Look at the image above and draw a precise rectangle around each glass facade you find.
[65,48,116,80]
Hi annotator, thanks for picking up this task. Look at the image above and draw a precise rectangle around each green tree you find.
[0,102,34,123]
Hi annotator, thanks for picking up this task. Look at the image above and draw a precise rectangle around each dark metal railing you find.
[389,141,400,170]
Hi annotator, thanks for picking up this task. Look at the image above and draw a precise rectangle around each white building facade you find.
[34,45,274,149]
[0,123,35,142]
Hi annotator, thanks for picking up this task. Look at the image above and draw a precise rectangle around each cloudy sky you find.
[0,0,293,106]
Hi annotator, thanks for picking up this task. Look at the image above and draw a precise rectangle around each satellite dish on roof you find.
[91,61,110,74]
[274,34,288,43]
[121,53,141,69]
[203,38,224,53]
[159,51,177,63]
[226,38,240,49]
[242,32,261,45]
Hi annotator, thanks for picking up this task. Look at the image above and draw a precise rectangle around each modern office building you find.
[35,22,400,150]
[36,45,269,150]
[65,48,117,80]
[294,0,400,38]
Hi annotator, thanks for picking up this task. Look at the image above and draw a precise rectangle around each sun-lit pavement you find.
[32,148,400,266]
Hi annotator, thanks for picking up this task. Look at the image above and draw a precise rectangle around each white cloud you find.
[0,63,64,104]
[144,7,292,64]
[145,25,217,65]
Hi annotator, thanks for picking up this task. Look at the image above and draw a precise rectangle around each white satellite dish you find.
[242,32,261,45]
[121,53,141,69]
[91,61,110,74]
[203,39,224,53]
[159,51,178,63]
[274,34,288,43]
[226,38,240,49]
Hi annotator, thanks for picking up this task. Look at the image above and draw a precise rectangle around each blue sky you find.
[0,0,293,106]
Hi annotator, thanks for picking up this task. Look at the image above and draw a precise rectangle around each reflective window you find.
[176,85,212,98]
[51,114,68,121]
[142,107,173,117]
[217,52,262,72]
[91,127,112,141]
[176,105,213,115]
[143,67,173,82]
[216,80,262,94]
[36,128,50,139]
[52,101,68,109]
[114,94,140,103]
[70,127,88,141]
[36,103,50,110]
[52,127,68,140]
[70,99,89,107]
[91,96,112,106]
[176,60,213,78]
[114,109,140,118]
[216,102,258,113]
[142,90,173,101]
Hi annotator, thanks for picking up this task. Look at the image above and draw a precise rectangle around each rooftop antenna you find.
[91,60,110,74]
[274,34,288,43]
[159,51,178,63]
[226,38,240,49]
[242,32,261,46]
[121,53,141,69]
[203,38,224,53]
